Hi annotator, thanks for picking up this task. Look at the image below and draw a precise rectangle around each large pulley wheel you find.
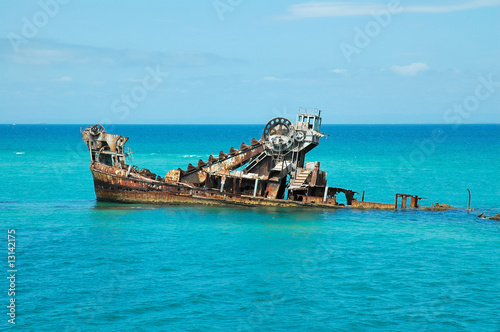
[90,124,104,136]
[262,117,294,153]
[294,130,306,142]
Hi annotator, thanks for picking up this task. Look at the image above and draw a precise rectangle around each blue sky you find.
[0,0,499,124]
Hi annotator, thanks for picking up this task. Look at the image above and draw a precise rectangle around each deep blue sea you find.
[1,124,499,331]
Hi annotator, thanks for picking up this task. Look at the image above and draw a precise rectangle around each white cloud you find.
[279,0,500,19]
[1,39,243,68]
[391,62,429,76]
[263,76,280,81]
[403,0,500,13]
[330,69,348,74]
[52,76,73,82]
[282,2,388,18]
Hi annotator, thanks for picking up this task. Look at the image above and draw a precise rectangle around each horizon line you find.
[1,123,500,126]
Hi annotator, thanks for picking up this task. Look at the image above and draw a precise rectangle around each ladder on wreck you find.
[244,151,267,172]
[290,169,312,187]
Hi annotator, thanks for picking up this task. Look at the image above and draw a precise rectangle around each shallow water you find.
[1,124,499,331]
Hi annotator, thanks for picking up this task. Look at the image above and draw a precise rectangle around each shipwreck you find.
[82,110,452,210]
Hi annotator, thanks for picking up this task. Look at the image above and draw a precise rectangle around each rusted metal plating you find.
[82,109,453,210]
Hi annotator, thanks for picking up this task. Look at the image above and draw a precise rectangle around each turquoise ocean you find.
[1,124,499,331]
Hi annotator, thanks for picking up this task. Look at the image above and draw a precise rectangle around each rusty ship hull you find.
[92,163,316,208]
[82,110,453,211]
[90,163,398,209]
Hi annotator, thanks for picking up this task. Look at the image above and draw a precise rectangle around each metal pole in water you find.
[467,188,471,213]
